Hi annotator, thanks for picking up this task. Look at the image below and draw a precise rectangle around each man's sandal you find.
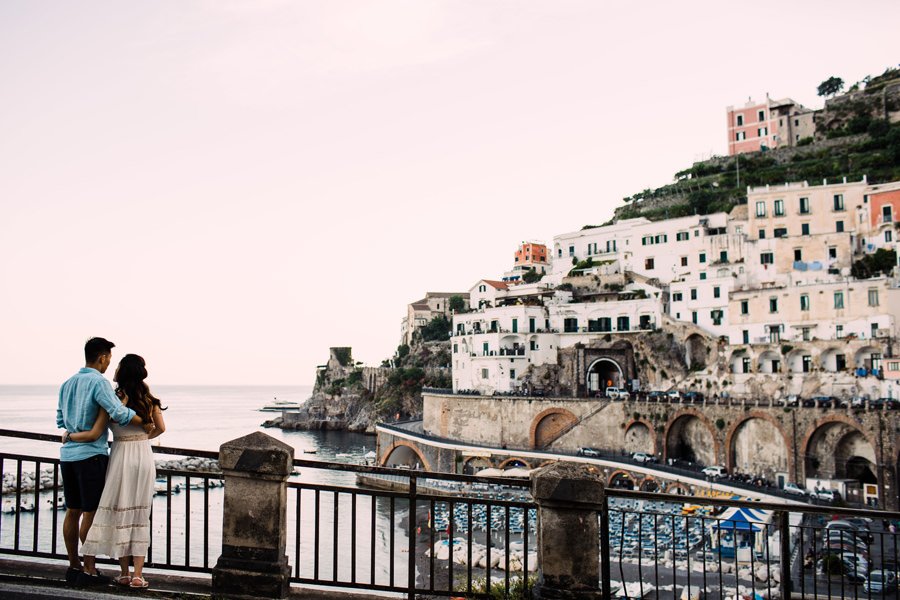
[130,576,150,589]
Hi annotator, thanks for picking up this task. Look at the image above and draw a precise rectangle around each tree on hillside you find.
[522,269,543,284]
[817,76,845,98]
[448,295,466,313]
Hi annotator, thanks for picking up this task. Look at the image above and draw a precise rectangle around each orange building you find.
[514,242,548,268]
[869,187,900,229]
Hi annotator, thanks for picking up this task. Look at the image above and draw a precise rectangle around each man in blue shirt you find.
[57,337,146,586]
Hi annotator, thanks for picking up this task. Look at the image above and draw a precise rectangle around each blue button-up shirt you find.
[57,367,137,462]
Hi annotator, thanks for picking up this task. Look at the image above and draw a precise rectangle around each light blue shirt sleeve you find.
[94,379,136,426]
[56,386,64,429]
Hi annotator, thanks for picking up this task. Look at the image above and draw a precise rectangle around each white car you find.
[632,452,656,464]
[782,483,807,497]
[605,387,630,400]
[701,466,726,478]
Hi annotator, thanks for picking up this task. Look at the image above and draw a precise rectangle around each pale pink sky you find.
[1,1,896,385]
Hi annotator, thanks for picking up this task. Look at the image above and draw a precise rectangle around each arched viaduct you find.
[385,392,900,510]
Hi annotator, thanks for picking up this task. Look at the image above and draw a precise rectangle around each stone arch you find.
[819,347,844,372]
[685,333,709,370]
[729,349,749,374]
[757,350,781,374]
[667,482,691,495]
[380,441,432,471]
[608,470,635,490]
[462,456,492,475]
[498,457,532,469]
[500,334,524,353]
[585,357,625,396]
[725,412,792,479]
[530,408,578,449]
[802,416,878,482]
[639,477,660,492]
[664,409,720,466]
[624,419,657,454]
[785,348,809,373]
[855,345,882,370]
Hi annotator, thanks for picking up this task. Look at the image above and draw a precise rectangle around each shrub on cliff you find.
[851,248,897,279]
[419,315,451,342]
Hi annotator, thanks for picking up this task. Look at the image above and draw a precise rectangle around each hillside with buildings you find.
[611,67,900,224]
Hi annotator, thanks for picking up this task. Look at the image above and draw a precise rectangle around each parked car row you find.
[778,395,900,409]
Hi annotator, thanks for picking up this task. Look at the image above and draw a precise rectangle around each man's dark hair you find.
[84,337,115,363]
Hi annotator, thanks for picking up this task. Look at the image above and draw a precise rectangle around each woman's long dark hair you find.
[114,354,165,424]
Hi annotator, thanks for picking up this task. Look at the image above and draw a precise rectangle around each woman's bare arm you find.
[147,405,166,440]
[67,410,110,443]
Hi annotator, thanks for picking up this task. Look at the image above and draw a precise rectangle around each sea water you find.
[0,385,410,587]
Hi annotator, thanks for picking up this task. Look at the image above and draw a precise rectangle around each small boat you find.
[335,453,352,458]
[303,449,317,454]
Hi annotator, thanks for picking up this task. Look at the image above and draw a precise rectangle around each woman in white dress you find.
[69,354,166,589]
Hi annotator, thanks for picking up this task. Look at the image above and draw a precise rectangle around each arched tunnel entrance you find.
[586,358,624,397]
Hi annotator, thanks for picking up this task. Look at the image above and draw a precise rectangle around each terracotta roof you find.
[425,292,469,298]
[482,280,508,290]
[410,303,431,310]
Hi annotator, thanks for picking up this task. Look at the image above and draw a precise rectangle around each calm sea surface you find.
[0,385,412,588]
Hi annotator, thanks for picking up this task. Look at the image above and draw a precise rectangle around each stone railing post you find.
[531,463,605,600]
[212,432,294,598]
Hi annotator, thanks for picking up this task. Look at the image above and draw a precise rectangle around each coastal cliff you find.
[264,343,450,434]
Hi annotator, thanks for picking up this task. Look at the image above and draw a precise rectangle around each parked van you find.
[605,387,630,400]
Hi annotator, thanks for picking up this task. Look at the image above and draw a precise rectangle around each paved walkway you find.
[0,558,395,599]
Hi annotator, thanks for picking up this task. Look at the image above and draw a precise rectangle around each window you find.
[481,368,489,379]
[828,247,837,259]
[483,342,489,355]
[890,361,900,371]
[711,310,723,326]
[742,357,751,373]
[719,250,728,263]
[836,324,844,338]
[868,289,879,307]
[676,231,689,241]
[800,294,809,311]
[760,252,774,264]
[835,354,847,371]
[736,131,746,141]
[801,223,810,236]
[645,258,655,270]
[511,318,518,333]
[758,229,766,239]
[557,248,562,258]
[690,288,697,300]
[774,199,784,216]
[700,272,707,280]
[836,220,844,233]
[769,297,778,313]
[699,252,706,264]
[740,300,749,315]
[833,194,844,211]
[529,340,536,351]
[834,291,844,309]
[742,330,749,344]
[755,201,767,217]
[680,256,688,266]
[802,355,812,373]
[568,245,575,256]
[774,227,787,238]
[758,109,765,122]
[794,118,800,127]
[564,318,578,333]
[799,197,810,214]
[672,292,683,302]
[802,327,811,341]
[510,369,516,380]
[736,114,744,126]
[713,286,720,298]
[453,343,458,353]
[768,325,781,343]
[616,316,630,331]
[691,311,697,324]
[794,248,802,261]
[758,126,768,137]
[872,322,879,338]
[886,230,894,243]
[884,205,894,223]
[598,317,612,332]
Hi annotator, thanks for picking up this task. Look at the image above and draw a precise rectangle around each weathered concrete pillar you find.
[213,432,294,598]
[531,463,605,600]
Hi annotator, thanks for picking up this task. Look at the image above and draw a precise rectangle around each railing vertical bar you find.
[716,516,724,600]
[369,495,376,586]
[466,502,473,594]
[0,458,5,544]
[14,460,22,551]
[700,515,708,599]
[634,508,642,597]
[314,488,320,581]
[764,521,772,600]
[166,475,172,566]
[684,514,690,600]
[148,486,154,565]
[480,502,486,594]
[294,487,302,579]
[600,495,611,600]
[389,495,395,589]
[522,506,530,593]
[51,463,59,555]
[32,460,41,553]
[749,517,757,600]
[185,476,191,566]
[504,504,511,596]
[407,475,416,600]
[351,492,357,584]
[798,525,805,599]
[203,478,209,569]
[333,491,339,582]
[654,511,660,593]
[429,499,436,593]
[450,500,456,594]
[893,525,898,600]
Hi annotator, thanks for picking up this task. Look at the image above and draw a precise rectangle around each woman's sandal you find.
[130,576,150,589]
[115,575,132,586]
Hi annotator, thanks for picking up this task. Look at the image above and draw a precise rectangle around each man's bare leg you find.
[79,511,98,574]
[63,509,83,569]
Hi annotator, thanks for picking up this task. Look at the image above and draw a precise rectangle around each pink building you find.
[726,96,813,156]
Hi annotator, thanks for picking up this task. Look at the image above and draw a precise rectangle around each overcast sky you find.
[1,1,897,385]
